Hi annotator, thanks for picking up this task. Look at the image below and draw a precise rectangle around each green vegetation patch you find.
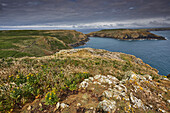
[0,50,32,58]
[0,30,86,58]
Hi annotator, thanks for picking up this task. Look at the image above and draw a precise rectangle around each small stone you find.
[158,108,166,113]
[144,75,152,81]
[90,107,94,110]
[94,75,101,80]
[56,102,60,109]
[77,103,81,107]
[39,103,42,107]
[162,78,169,80]
[167,100,170,103]
[60,103,69,109]
[44,110,48,112]
[27,105,32,111]
[79,81,89,89]
[89,77,94,81]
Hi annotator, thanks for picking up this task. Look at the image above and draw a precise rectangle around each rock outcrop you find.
[77,72,170,113]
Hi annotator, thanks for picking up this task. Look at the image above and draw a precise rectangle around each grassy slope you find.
[0,30,87,58]
[86,28,168,40]
[1,48,166,112]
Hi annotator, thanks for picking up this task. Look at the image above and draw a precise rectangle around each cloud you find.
[0,0,170,28]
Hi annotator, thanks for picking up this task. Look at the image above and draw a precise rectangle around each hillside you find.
[0,48,169,112]
[0,30,88,58]
[86,28,169,40]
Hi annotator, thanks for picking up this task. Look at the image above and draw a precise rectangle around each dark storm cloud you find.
[0,0,170,28]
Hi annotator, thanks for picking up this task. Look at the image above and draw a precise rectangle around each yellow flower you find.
[49,97,51,100]
[35,95,40,99]
[31,74,33,76]
[129,80,133,83]
[13,91,15,93]
[10,109,13,112]
[17,75,20,78]
[9,75,11,78]
[139,86,143,90]
[27,77,29,79]
[17,87,19,89]
[124,107,126,111]
[128,105,131,110]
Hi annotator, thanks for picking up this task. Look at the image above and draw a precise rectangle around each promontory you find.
[87,28,170,40]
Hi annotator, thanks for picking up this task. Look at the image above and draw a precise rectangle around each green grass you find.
[0,30,86,58]
[0,50,32,58]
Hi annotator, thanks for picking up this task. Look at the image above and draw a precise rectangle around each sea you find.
[0,28,169,76]
[75,29,170,76]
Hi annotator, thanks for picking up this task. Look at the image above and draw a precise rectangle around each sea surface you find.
[75,29,170,76]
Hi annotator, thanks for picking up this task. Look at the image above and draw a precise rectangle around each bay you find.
[75,29,170,76]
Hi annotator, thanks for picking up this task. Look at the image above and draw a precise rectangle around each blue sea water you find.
[75,29,170,76]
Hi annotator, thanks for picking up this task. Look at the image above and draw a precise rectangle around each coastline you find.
[69,36,90,47]
[86,28,170,40]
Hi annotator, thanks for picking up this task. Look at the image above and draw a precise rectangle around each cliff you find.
[0,48,169,113]
[0,30,88,58]
[86,28,169,40]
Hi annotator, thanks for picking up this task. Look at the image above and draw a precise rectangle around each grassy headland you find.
[0,30,88,58]
[0,48,169,112]
[86,28,170,40]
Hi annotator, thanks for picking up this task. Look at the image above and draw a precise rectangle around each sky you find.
[0,0,170,29]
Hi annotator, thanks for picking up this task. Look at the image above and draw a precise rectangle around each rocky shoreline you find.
[89,34,166,40]
[69,36,89,47]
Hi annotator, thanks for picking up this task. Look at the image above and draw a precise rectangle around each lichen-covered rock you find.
[98,99,116,112]
[130,93,145,110]
[79,81,89,89]
[60,103,69,109]
[144,75,152,81]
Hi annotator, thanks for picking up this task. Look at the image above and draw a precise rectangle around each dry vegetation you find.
[1,48,169,113]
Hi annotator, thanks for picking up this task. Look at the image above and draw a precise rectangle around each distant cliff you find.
[0,30,88,58]
[86,28,170,40]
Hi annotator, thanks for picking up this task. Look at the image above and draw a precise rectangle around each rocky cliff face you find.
[86,29,166,40]
[0,48,169,112]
